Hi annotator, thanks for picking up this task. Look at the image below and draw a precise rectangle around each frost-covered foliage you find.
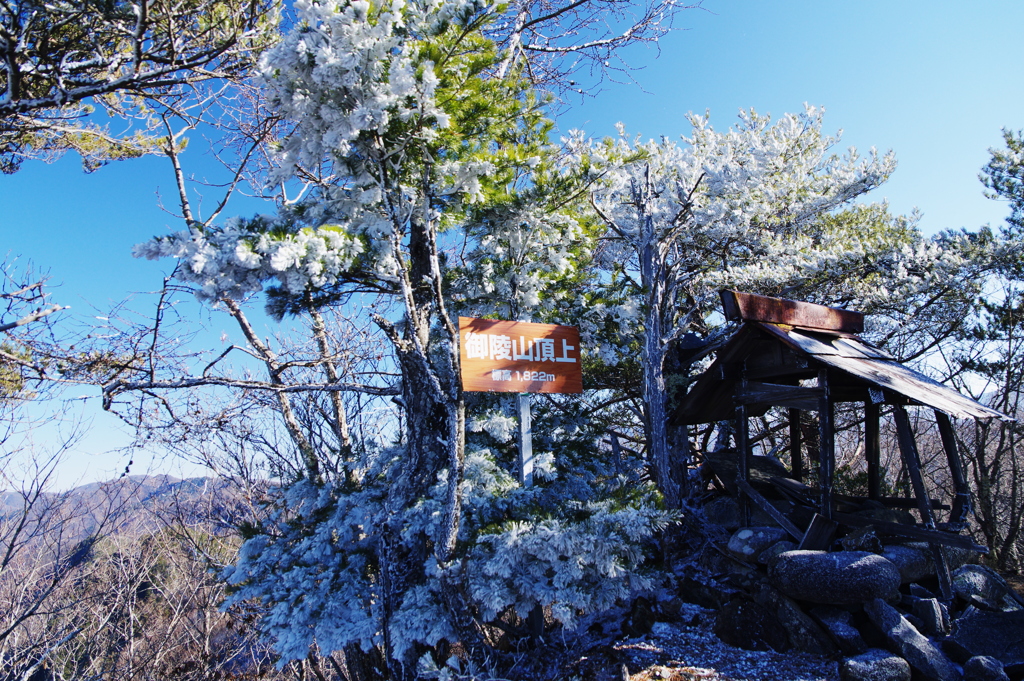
[224,433,669,664]
[222,478,385,659]
[578,107,984,344]
[468,500,670,626]
[133,218,364,302]
[134,0,523,307]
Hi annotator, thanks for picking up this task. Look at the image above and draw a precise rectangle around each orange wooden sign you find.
[459,317,583,393]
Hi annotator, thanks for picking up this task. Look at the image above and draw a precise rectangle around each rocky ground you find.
[614,603,840,681]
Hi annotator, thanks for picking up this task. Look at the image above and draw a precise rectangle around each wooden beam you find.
[818,369,835,520]
[831,511,988,553]
[893,405,953,600]
[736,388,752,527]
[866,402,881,501]
[737,480,804,542]
[935,411,971,529]
[720,290,864,333]
[892,405,938,529]
[735,382,823,411]
[789,408,803,482]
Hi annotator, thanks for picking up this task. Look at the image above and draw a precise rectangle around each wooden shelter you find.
[673,291,1011,598]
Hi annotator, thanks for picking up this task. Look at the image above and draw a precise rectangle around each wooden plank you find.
[518,393,534,486]
[785,330,841,356]
[736,387,752,527]
[789,408,803,482]
[735,382,824,410]
[831,511,988,552]
[893,404,953,599]
[797,513,837,551]
[720,290,865,333]
[833,337,895,361]
[818,369,835,520]
[866,402,881,501]
[936,411,970,528]
[893,406,937,528]
[737,480,804,542]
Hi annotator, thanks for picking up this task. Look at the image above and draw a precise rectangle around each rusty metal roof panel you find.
[814,353,1009,421]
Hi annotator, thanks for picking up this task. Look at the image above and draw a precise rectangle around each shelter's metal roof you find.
[674,321,1011,424]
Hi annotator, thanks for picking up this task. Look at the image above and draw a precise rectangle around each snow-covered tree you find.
[128,0,679,677]
[582,107,980,505]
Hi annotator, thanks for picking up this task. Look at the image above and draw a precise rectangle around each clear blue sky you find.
[2,0,1023,486]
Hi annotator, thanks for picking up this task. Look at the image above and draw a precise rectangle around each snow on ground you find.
[615,604,839,681]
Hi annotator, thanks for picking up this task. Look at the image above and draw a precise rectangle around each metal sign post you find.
[517,392,534,487]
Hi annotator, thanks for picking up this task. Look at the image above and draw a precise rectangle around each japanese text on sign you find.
[458,317,583,394]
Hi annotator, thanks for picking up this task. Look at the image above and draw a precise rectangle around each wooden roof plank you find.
[721,290,864,333]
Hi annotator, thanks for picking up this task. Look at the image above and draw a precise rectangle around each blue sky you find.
[2,0,1023,486]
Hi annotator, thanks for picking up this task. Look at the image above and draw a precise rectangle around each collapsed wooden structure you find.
[673,291,1011,599]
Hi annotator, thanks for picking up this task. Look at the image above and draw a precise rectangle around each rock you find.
[952,565,1024,612]
[863,598,961,681]
[703,496,743,530]
[702,495,790,530]
[769,550,901,605]
[963,655,1010,681]
[839,649,911,681]
[675,564,740,610]
[811,606,869,655]
[946,607,1024,669]
[727,527,789,562]
[881,544,934,584]
[623,596,655,636]
[841,527,884,553]
[908,583,937,599]
[758,539,798,565]
[752,583,838,656]
[911,597,948,636]
[712,598,789,652]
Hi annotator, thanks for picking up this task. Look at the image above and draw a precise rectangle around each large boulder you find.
[769,550,901,605]
[880,543,934,584]
[839,649,911,681]
[727,527,789,562]
[863,598,961,681]
[946,607,1024,670]
[952,565,1024,612]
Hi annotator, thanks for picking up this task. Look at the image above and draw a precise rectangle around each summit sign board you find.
[459,317,583,394]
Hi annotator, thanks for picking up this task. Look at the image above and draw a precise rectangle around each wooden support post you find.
[789,408,803,482]
[798,513,838,551]
[736,377,752,527]
[893,405,953,600]
[866,402,881,501]
[935,411,971,529]
[818,370,834,520]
